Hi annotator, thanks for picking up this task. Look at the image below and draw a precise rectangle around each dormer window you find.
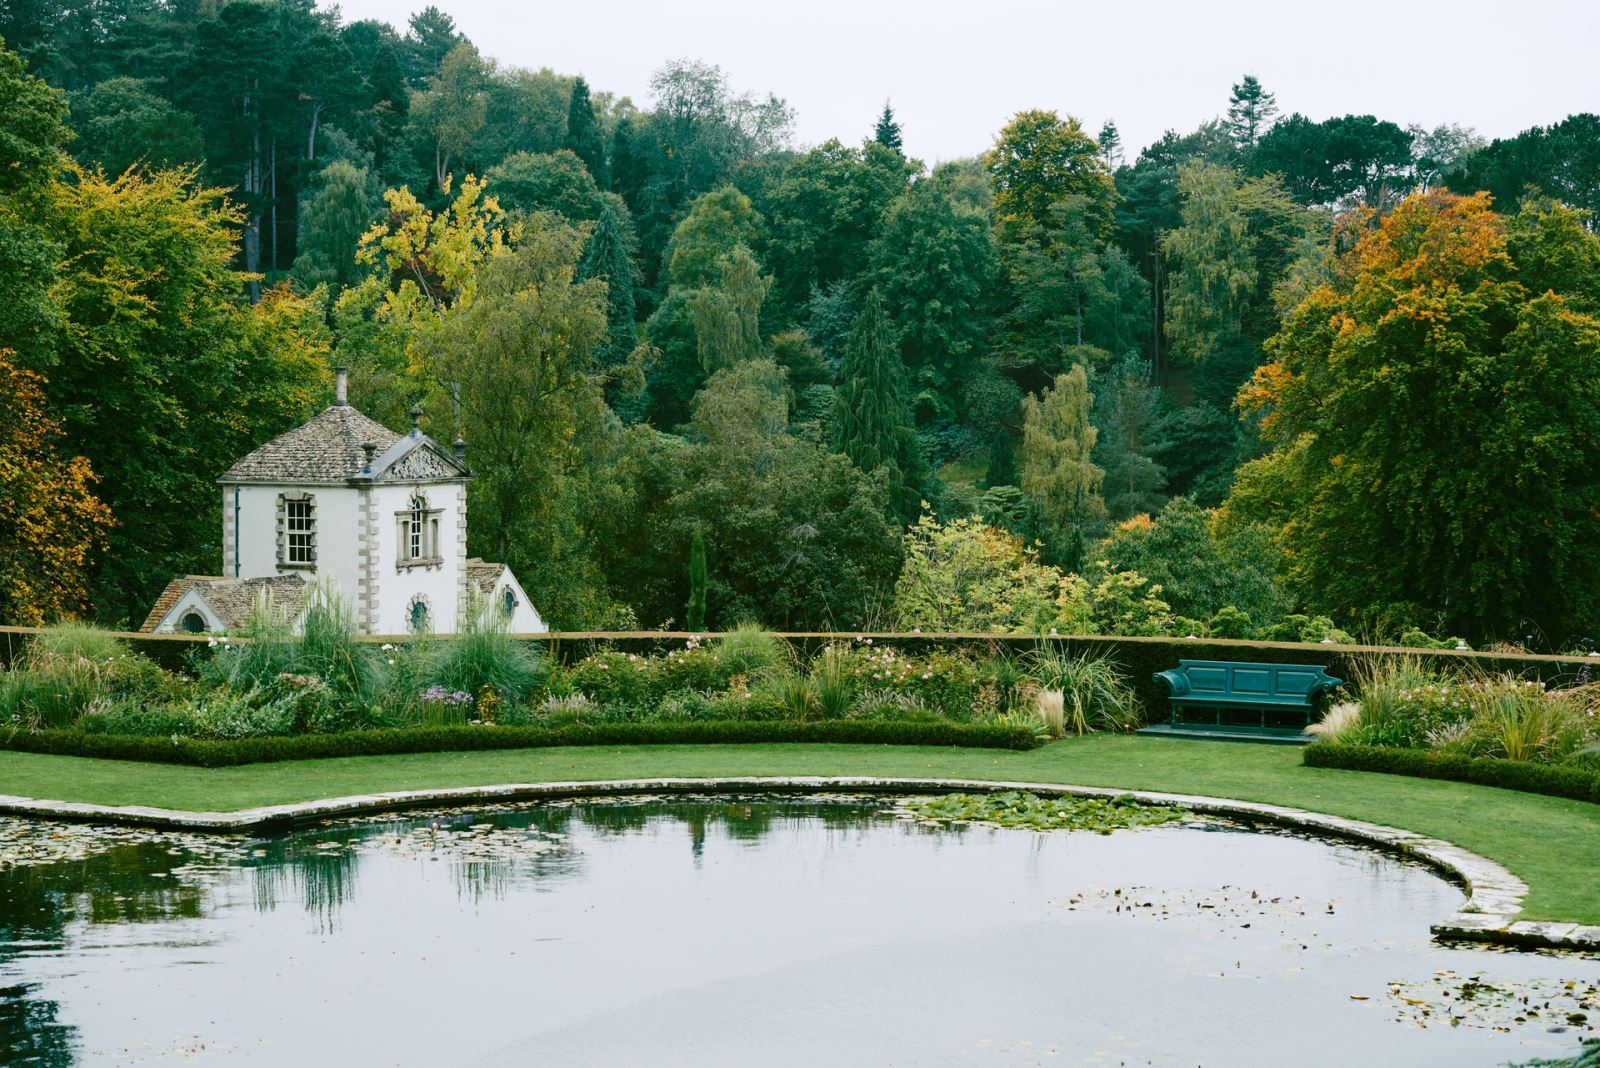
[397,492,443,568]
[278,493,316,569]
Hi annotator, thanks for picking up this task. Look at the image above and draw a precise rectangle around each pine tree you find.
[579,194,638,363]
[874,101,903,154]
[564,75,607,186]
[1225,75,1279,151]
[686,530,708,630]
[1020,365,1106,569]
[1092,355,1168,520]
[835,289,922,522]
[1097,120,1123,170]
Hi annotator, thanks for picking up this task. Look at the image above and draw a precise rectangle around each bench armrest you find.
[1153,669,1190,697]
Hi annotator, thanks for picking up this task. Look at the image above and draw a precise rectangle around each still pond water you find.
[1,796,1596,1067]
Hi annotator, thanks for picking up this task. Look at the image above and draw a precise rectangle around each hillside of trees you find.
[2,2,1598,648]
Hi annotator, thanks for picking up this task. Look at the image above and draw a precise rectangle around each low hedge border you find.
[0,719,1045,768]
[1303,742,1600,805]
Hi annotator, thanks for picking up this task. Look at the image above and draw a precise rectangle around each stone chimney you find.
[334,367,349,406]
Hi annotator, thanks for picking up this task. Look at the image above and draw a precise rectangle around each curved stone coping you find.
[1,776,1595,952]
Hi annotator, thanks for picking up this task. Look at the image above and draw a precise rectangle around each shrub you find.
[76,700,198,738]
[1465,675,1589,763]
[1303,743,1600,805]
[1206,606,1255,639]
[0,719,1046,766]
[851,689,938,722]
[2,626,185,729]
[26,622,130,665]
[181,688,298,740]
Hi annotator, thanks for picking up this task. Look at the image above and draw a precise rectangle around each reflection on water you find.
[0,797,1595,1067]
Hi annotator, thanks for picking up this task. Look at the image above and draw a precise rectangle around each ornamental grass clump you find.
[1023,647,1142,733]
[1466,675,1588,763]
[2,623,182,730]
[427,598,546,702]
[809,644,855,719]
[715,623,790,677]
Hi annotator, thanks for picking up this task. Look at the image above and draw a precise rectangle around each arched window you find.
[397,493,442,566]
[180,611,207,634]
[408,597,430,633]
[500,587,516,618]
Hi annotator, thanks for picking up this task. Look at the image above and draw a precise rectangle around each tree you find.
[411,40,487,190]
[401,5,462,87]
[420,217,614,625]
[834,290,922,522]
[1092,355,1167,520]
[43,166,329,621]
[1443,113,1600,219]
[1225,75,1278,151]
[1226,191,1600,641]
[578,193,640,364]
[291,160,377,291]
[874,100,902,153]
[1410,123,1484,191]
[892,514,1080,634]
[687,244,771,370]
[1252,113,1415,209]
[1097,120,1122,169]
[564,74,607,185]
[485,149,603,221]
[685,529,707,630]
[1099,498,1283,625]
[754,138,913,319]
[1020,366,1105,568]
[0,351,113,624]
[70,77,204,176]
[986,109,1117,242]
[983,427,1017,488]
[0,36,68,364]
[864,164,997,415]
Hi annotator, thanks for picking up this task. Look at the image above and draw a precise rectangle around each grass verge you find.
[1,735,1596,925]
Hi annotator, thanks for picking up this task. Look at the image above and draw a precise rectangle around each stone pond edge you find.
[1,776,1595,953]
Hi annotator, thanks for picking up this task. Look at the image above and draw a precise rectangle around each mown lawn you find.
[2,735,1596,924]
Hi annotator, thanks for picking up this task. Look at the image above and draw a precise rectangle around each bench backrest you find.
[1164,660,1341,703]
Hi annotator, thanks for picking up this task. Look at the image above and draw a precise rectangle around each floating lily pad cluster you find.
[895,791,1189,833]
[0,815,245,870]
[1387,971,1598,1034]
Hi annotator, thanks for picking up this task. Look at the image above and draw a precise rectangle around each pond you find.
[1,796,1596,1066]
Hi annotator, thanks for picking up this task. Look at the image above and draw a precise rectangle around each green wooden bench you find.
[1152,660,1342,733]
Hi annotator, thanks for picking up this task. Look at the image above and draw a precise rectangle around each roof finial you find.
[334,367,349,406]
[361,441,377,473]
[409,403,423,435]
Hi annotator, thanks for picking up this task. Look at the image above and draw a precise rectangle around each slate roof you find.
[140,575,309,633]
[465,559,507,600]
[219,405,403,484]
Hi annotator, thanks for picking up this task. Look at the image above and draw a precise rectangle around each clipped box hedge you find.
[1303,743,1600,805]
[0,718,1044,768]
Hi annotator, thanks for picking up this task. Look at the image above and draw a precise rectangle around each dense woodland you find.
[2,1,1599,647]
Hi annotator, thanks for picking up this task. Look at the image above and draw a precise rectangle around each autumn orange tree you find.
[0,352,113,625]
[1222,192,1600,642]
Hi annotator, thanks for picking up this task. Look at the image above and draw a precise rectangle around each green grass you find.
[3,735,1597,925]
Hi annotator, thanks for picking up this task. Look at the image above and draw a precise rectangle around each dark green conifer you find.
[873,101,903,154]
[834,289,921,522]
[564,75,607,186]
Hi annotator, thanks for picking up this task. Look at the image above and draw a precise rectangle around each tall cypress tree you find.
[834,289,921,522]
[564,75,607,186]
[685,530,708,630]
[578,193,638,363]
[984,426,1017,488]
[873,101,902,154]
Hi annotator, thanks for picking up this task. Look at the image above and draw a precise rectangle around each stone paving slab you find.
[1,777,1596,953]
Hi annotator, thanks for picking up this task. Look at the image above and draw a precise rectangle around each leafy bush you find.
[1303,743,1600,805]
[181,688,298,740]
[76,701,198,738]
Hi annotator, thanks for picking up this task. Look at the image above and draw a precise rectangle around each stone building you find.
[141,370,544,635]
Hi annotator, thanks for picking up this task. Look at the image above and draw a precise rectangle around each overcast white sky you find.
[332,0,1599,163]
